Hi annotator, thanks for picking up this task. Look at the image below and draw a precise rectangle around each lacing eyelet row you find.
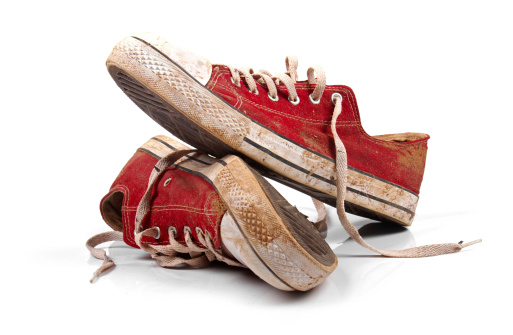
[232,77,322,106]
[136,225,204,242]
[134,224,203,242]
[226,56,326,107]
[167,225,205,238]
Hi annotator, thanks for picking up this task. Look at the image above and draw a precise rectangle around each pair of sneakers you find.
[87,33,480,291]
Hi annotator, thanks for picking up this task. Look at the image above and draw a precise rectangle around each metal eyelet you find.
[309,94,320,104]
[267,92,279,102]
[195,227,204,236]
[331,93,343,105]
[249,88,259,95]
[288,96,300,105]
[230,77,241,87]
[168,226,177,236]
[153,226,161,240]
[184,226,192,236]
[163,178,172,187]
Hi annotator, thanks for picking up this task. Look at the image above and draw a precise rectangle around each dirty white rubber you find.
[140,136,337,291]
[108,35,419,226]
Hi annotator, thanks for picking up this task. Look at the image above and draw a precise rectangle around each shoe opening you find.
[372,132,429,143]
[101,191,124,232]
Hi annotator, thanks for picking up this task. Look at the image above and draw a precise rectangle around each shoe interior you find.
[372,132,428,143]
[101,191,124,231]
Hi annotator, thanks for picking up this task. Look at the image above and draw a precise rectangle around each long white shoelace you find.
[227,57,481,258]
[86,57,481,282]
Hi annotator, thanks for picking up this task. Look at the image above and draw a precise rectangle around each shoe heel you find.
[207,156,337,291]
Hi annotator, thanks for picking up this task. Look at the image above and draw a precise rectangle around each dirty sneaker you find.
[107,32,429,226]
[86,135,337,291]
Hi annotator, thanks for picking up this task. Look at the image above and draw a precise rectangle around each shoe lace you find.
[228,57,482,258]
[227,56,325,103]
[330,95,481,257]
[133,150,243,269]
[86,150,243,283]
[86,231,123,283]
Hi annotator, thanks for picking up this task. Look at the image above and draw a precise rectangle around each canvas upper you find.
[206,65,429,195]
[100,147,226,249]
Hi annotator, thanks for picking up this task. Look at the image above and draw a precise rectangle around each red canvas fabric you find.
[207,65,429,194]
[100,150,226,249]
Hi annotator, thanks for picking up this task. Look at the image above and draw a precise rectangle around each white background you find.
[1,1,511,334]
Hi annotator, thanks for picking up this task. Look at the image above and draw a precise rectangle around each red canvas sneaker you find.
[86,135,338,291]
[106,33,430,226]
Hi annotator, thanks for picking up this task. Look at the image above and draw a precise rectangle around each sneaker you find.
[106,32,429,226]
[86,135,337,291]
